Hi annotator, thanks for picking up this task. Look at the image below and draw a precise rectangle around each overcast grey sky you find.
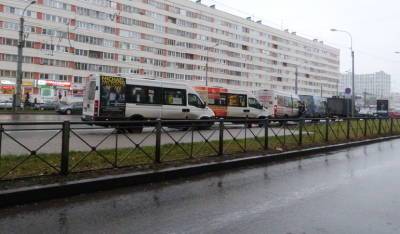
[200,0,400,92]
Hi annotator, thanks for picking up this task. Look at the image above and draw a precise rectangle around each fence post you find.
[155,119,162,164]
[264,118,269,150]
[346,118,351,140]
[298,117,304,146]
[219,118,224,156]
[0,124,3,159]
[325,117,329,142]
[61,121,70,176]
[364,118,368,137]
[378,117,382,135]
[390,118,393,135]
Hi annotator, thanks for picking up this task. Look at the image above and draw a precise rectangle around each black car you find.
[57,102,83,115]
[34,101,60,111]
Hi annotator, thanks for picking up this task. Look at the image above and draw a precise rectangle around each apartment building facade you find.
[0,0,340,102]
[340,71,391,98]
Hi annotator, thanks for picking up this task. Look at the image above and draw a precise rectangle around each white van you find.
[82,75,215,131]
[194,86,271,120]
[254,89,301,119]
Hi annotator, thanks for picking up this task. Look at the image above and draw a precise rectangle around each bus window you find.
[228,94,247,107]
[126,85,161,104]
[188,94,205,108]
[163,88,186,106]
[209,93,227,106]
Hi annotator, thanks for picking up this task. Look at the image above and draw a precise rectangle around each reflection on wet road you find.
[1,139,400,233]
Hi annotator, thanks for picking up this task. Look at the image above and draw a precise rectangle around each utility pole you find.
[351,50,355,116]
[295,66,298,95]
[14,1,36,112]
[320,83,323,97]
[331,28,355,117]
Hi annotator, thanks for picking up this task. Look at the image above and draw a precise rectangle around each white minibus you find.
[82,75,215,132]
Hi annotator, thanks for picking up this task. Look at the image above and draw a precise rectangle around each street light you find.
[331,28,355,117]
[205,43,219,86]
[14,0,36,112]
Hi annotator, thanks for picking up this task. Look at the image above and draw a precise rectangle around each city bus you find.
[194,86,270,125]
[82,74,215,132]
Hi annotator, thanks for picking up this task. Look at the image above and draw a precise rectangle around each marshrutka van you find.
[82,75,215,131]
[194,86,270,120]
[254,89,301,119]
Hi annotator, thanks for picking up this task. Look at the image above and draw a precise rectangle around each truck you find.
[326,97,353,117]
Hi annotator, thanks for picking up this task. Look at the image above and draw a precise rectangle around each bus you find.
[82,74,215,132]
[254,90,301,119]
[194,86,270,123]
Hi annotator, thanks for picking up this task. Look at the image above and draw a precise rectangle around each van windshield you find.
[188,94,205,108]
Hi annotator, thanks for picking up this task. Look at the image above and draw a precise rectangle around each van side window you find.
[249,98,262,110]
[163,88,186,106]
[126,85,161,104]
[208,93,227,106]
[227,94,247,107]
[188,94,204,108]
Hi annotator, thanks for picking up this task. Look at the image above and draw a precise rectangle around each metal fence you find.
[0,117,399,180]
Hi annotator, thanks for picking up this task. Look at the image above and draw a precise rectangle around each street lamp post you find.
[295,66,298,95]
[331,28,355,117]
[14,1,36,112]
[205,43,219,86]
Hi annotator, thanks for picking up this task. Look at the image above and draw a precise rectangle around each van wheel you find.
[258,117,268,128]
[279,115,289,126]
[126,115,144,134]
[66,109,72,115]
[198,117,213,130]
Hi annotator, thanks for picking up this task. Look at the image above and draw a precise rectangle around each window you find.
[126,85,161,104]
[227,94,247,107]
[188,94,204,108]
[249,98,262,109]
[207,93,227,106]
[74,76,83,83]
[163,88,186,106]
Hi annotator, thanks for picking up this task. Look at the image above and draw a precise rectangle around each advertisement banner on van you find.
[100,75,126,117]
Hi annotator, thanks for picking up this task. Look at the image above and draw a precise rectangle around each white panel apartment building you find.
[0,0,340,102]
[340,71,391,98]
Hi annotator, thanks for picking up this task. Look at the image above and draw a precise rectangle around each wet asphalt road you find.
[1,139,400,233]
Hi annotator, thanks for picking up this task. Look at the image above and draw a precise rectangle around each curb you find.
[1,135,399,208]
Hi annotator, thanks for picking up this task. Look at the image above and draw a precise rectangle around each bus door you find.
[162,87,188,119]
[82,77,97,118]
[227,93,248,118]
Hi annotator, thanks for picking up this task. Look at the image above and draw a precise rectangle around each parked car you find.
[34,101,60,111]
[0,100,13,110]
[57,102,83,115]
[358,107,377,117]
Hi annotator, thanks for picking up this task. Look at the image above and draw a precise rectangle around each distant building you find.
[340,71,391,98]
